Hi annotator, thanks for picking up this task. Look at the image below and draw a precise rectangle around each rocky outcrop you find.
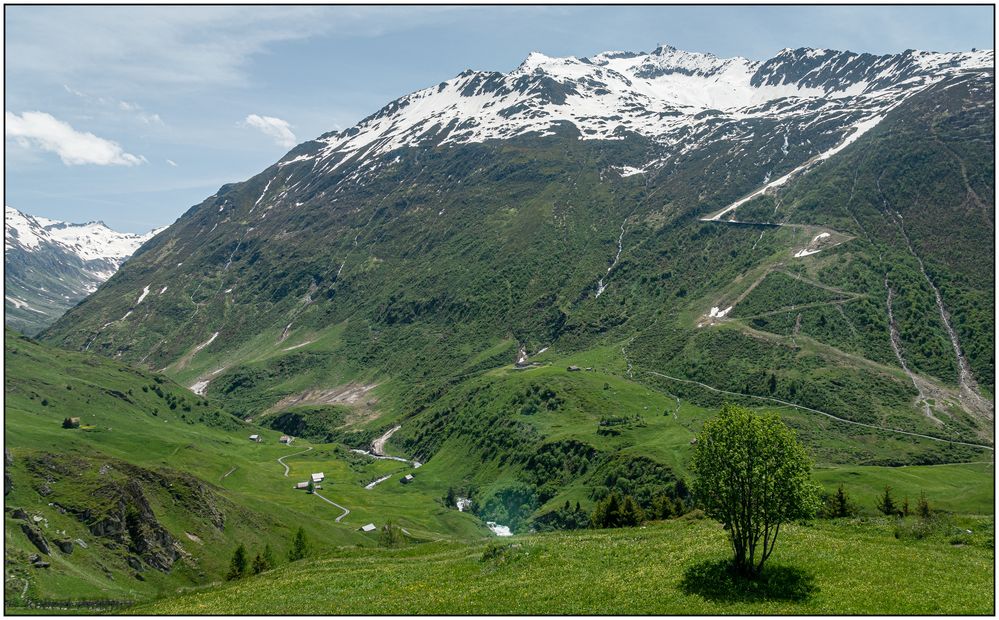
[20,523,50,555]
[18,452,236,575]
[82,478,180,572]
[5,448,12,497]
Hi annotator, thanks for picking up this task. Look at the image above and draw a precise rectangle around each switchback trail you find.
[314,491,350,523]
[642,369,993,451]
[277,446,314,477]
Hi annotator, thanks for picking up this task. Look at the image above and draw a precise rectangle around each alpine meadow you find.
[4,7,995,615]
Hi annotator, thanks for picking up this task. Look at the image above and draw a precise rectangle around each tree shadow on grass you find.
[680,559,818,603]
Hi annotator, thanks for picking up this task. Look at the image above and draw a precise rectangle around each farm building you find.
[294,482,309,490]
[360,523,377,532]
[311,472,325,483]
[62,417,81,429]
[400,474,415,484]
[567,365,581,372]
[279,435,293,444]
[249,434,261,442]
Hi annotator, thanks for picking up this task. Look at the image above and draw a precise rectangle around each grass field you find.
[133,517,994,615]
[4,330,994,612]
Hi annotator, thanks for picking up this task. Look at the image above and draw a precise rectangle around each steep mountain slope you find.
[42,45,994,514]
[5,206,160,335]
[3,331,482,606]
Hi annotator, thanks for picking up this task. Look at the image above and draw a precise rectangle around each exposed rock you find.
[11,507,29,521]
[54,539,73,554]
[5,448,12,497]
[126,556,143,571]
[28,553,50,568]
[74,538,88,549]
[79,479,181,572]
[20,523,50,555]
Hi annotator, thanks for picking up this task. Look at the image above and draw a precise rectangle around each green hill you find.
[134,518,994,615]
[4,331,992,612]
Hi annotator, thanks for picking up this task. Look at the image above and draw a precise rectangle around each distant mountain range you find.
[4,206,160,334]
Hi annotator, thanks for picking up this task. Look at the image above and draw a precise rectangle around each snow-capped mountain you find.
[288,44,991,174]
[5,205,160,334]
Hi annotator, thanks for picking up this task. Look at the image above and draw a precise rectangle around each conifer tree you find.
[226,544,248,580]
[289,527,309,561]
[878,486,898,516]
[916,491,931,519]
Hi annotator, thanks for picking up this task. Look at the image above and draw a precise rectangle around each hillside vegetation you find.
[136,518,994,615]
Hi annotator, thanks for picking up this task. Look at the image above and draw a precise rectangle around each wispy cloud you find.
[9,7,465,91]
[245,114,297,148]
[166,159,178,167]
[63,85,166,126]
[5,111,145,166]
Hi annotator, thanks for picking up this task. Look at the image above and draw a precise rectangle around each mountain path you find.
[371,425,401,456]
[277,446,314,477]
[641,369,992,451]
[313,491,350,523]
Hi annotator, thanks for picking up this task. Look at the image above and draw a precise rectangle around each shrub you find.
[691,404,819,577]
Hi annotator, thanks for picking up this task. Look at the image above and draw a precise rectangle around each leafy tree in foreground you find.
[691,404,819,578]
[288,527,309,561]
[226,543,249,581]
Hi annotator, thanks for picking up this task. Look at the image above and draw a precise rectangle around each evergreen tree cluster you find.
[591,491,644,528]
[226,544,276,581]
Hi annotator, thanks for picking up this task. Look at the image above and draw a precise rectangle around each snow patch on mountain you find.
[303,45,992,171]
[5,205,160,263]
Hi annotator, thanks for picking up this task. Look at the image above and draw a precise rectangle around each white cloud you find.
[166,159,178,167]
[245,114,297,148]
[5,111,145,166]
[9,7,465,90]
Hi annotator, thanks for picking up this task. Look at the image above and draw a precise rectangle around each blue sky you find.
[5,5,993,232]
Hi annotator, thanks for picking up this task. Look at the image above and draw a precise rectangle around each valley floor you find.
[132,517,993,615]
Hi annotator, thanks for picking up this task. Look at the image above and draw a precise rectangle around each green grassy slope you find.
[134,518,994,615]
[3,331,484,608]
[5,331,993,612]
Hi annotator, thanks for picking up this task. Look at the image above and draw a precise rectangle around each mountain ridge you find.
[5,205,160,334]
[42,42,993,446]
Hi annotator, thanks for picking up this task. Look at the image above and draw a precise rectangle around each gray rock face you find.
[54,539,74,554]
[20,523,50,555]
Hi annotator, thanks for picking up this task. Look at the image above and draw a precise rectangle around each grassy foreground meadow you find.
[134,517,993,615]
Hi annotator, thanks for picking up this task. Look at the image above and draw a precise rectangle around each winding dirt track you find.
[643,369,993,451]
[313,491,350,523]
[277,446,313,477]
[277,446,351,523]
